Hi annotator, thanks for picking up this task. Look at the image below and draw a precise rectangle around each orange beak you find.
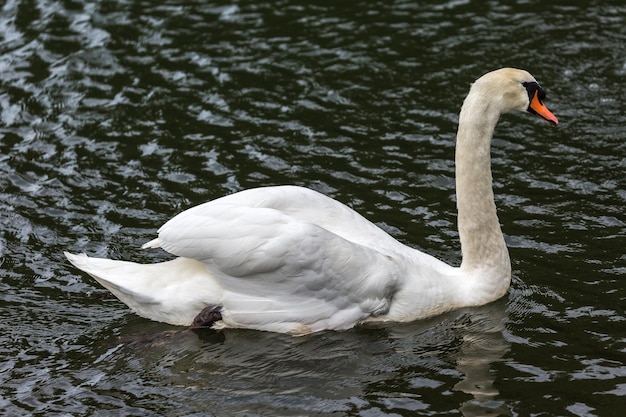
[529,90,558,125]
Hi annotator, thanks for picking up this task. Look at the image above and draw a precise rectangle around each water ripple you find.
[1,0,625,415]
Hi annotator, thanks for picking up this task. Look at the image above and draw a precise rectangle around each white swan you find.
[65,68,558,335]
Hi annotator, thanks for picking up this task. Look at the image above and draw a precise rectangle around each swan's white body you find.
[66,68,558,335]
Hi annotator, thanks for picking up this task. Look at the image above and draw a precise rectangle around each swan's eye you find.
[522,81,546,104]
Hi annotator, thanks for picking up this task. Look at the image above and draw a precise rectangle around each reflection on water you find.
[1,0,625,415]
[453,306,510,416]
[75,302,512,417]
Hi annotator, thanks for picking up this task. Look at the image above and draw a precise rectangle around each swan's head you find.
[472,68,559,125]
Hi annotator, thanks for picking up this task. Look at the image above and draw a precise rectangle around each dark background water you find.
[1,0,625,416]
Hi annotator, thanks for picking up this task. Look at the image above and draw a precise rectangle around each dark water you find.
[1,0,625,415]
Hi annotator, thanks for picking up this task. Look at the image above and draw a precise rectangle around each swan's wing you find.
[146,202,400,334]
[205,186,404,256]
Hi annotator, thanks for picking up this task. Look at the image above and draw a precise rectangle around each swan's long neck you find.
[455,89,511,284]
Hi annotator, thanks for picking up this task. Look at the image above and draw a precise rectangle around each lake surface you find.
[1,0,625,415]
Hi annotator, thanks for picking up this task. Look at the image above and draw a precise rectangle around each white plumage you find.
[66,68,558,335]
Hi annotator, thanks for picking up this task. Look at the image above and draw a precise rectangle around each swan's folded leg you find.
[190,305,223,329]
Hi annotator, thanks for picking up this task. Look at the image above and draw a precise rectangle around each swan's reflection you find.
[453,300,511,416]
[386,296,511,417]
[103,297,511,416]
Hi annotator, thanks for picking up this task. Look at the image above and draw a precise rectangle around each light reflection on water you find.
[1,0,625,415]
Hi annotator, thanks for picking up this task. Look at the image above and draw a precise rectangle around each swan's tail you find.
[64,252,220,326]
